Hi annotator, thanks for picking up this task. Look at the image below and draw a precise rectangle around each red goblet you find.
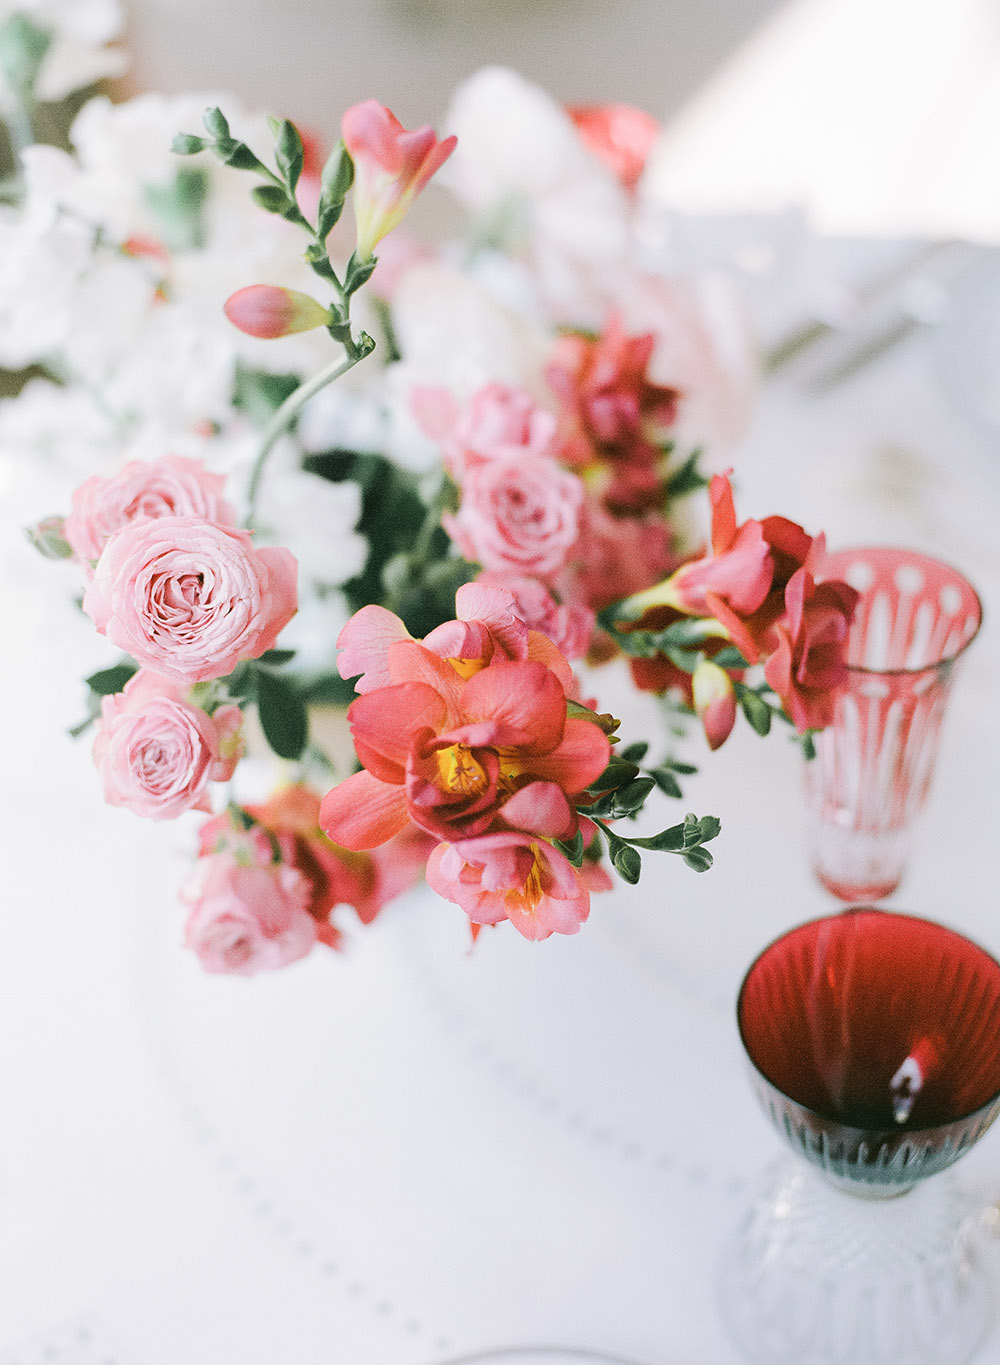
[804,546,981,903]
[722,907,1000,1364]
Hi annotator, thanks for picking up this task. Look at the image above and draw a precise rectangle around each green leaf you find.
[202,107,231,138]
[553,829,585,869]
[612,843,643,884]
[682,846,714,872]
[320,140,354,200]
[212,137,269,173]
[255,667,309,761]
[619,741,649,763]
[251,183,296,216]
[85,662,138,696]
[712,645,749,669]
[344,252,378,295]
[302,671,359,705]
[172,133,207,156]
[258,648,296,665]
[316,198,344,241]
[648,766,683,799]
[273,118,304,191]
[736,684,773,736]
[625,821,688,853]
[800,731,818,761]
[589,757,640,793]
[612,777,656,816]
[664,448,708,499]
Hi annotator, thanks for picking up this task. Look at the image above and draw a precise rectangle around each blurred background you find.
[114,0,1000,241]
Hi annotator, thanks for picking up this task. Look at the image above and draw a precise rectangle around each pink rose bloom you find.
[341,99,457,259]
[93,670,243,819]
[443,456,583,580]
[64,456,236,567]
[475,571,594,661]
[183,854,320,976]
[411,382,558,480]
[83,515,298,684]
[427,834,592,940]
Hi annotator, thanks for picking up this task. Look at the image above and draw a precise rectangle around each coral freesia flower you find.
[426,833,593,940]
[341,100,457,259]
[763,567,859,733]
[691,656,737,751]
[336,581,574,696]
[320,645,610,851]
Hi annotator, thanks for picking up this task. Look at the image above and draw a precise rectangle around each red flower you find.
[546,314,680,514]
[567,102,660,194]
[763,566,859,733]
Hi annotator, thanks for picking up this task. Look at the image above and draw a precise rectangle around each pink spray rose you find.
[63,455,237,567]
[426,833,593,941]
[443,456,583,580]
[183,854,321,976]
[411,382,558,480]
[93,670,243,819]
[82,515,298,684]
[341,100,457,259]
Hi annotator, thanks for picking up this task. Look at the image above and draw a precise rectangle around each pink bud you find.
[692,657,737,751]
[223,285,330,339]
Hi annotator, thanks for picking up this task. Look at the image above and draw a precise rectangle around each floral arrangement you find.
[5,13,859,973]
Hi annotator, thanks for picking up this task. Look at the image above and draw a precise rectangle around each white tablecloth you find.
[2,231,1000,1364]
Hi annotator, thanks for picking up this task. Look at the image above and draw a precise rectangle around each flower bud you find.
[692,657,737,751]
[26,515,72,560]
[223,285,331,339]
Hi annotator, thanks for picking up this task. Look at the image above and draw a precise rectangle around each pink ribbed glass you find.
[804,547,981,903]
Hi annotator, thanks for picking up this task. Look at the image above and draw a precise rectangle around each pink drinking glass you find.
[722,907,1000,1365]
[804,546,982,903]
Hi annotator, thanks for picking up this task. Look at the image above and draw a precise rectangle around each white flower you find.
[0,0,126,108]
[440,66,631,318]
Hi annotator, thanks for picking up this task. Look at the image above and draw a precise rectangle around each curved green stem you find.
[243,336,374,526]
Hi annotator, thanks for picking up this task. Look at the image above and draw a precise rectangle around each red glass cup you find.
[804,546,982,903]
[737,907,1000,1194]
[722,908,1000,1365]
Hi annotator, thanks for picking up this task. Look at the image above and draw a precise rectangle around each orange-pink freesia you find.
[341,100,457,259]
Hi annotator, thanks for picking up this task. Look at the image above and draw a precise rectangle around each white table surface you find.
[3,229,1000,1365]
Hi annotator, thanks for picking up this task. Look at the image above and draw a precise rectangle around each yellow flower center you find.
[435,743,488,797]
[505,842,545,911]
[447,657,486,680]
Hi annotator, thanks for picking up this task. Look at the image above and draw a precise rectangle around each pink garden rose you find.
[426,833,593,940]
[183,854,321,976]
[63,455,237,566]
[411,382,558,480]
[82,515,298,684]
[341,100,457,259]
[93,670,243,819]
[443,455,583,580]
